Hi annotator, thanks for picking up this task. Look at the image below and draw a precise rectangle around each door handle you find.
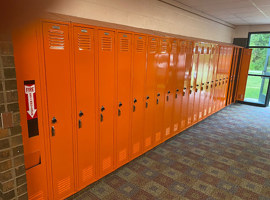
[100,114,103,122]
[167,96,169,101]
[175,93,178,98]
[146,102,148,108]
[118,109,121,116]
[51,126,55,136]
[133,105,136,112]
[78,119,82,128]
[156,99,159,104]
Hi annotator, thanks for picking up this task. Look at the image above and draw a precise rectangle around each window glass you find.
[249,33,270,47]
[249,48,270,75]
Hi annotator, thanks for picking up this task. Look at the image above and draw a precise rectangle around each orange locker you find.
[215,46,223,111]
[223,47,233,106]
[211,46,220,114]
[199,45,210,120]
[98,29,115,177]
[154,38,168,144]
[42,22,75,199]
[115,32,132,167]
[180,41,193,130]
[187,44,199,126]
[203,45,214,117]
[73,26,96,190]
[172,40,184,134]
[193,44,204,123]
[143,36,158,151]
[131,34,147,159]
[159,38,171,141]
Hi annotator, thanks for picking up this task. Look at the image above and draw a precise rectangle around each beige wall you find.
[47,0,234,43]
[234,25,270,38]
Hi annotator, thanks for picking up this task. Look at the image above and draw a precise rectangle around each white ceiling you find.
[174,0,270,25]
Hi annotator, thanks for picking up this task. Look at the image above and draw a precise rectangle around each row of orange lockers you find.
[13,20,235,200]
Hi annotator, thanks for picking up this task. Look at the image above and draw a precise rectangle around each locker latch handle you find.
[146,102,148,108]
[133,105,136,112]
[166,96,169,101]
[100,114,103,122]
[157,99,159,104]
[118,109,121,116]
[175,93,178,98]
[51,126,55,136]
[78,119,82,128]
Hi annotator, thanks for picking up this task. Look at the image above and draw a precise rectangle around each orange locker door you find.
[212,46,220,113]
[206,45,215,115]
[223,47,233,106]
[226,48,236,105]
[199,45,210,120]
[143,36,158,151]
[236,48,252,101]
[187,44,199,126]
[154,38,167,144]
[116,32,132,167]
[215,46,223,111]
[42,22,75,199]
[193,44,204,123]
[98,29,115,177]
[73,26,96,190]
[230,48,240,104]
[181,41,193,130]
[159,38,171,141]
[131,34,147,159]
[172,40,184,134]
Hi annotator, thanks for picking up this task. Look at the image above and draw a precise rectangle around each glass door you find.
[244,32,270,107]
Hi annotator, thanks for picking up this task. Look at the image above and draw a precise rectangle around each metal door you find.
[143,36,158,151]
[181,41,193,130]
[157,38,170,141]
[200,45,210,119]
[131,34,147,159]
[193,44,204,123]
[172,40,184,134]
[116,32,132,167]
[42,22,75,199]
[98,29,115,177]
[73,26,96,189]
[187,44,199,126]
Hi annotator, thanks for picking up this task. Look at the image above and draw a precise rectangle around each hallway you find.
[68,104,270,200]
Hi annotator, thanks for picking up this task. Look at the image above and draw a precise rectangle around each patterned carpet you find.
[68,103,270,200]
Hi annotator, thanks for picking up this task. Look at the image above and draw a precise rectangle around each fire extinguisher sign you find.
[24,80,39,138]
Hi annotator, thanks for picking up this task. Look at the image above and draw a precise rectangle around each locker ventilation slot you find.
[78,34,91,51]
[101,37,112,51]
[171,42,177,53]
[29,191,44,200]
[150,41,158,53]
[102,157,112,170]
[57,177,71,195]
[120,38,129,52]
[136,40,145,53]
[48,29,64,50]
[119,149,127,162]
[82,166,94,182]
[161,42,168,53]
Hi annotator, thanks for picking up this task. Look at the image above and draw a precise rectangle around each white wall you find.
[234,25,270,38]
[47,0,234,43]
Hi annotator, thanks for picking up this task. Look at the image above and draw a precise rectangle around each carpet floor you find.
[68,103,270,200]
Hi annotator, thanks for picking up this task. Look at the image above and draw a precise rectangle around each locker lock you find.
[167,91,170,94]
[207,82,209,84]
[101,106,105,112]
[146,96,149,100]
[52,117,57,124]
[157,93,160,97]
[134,98,137,103]
[79,111,84,117]
[119,102,123,107]
[202,83,204,85]
[176,89,179,92]
[184,87,186,90]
